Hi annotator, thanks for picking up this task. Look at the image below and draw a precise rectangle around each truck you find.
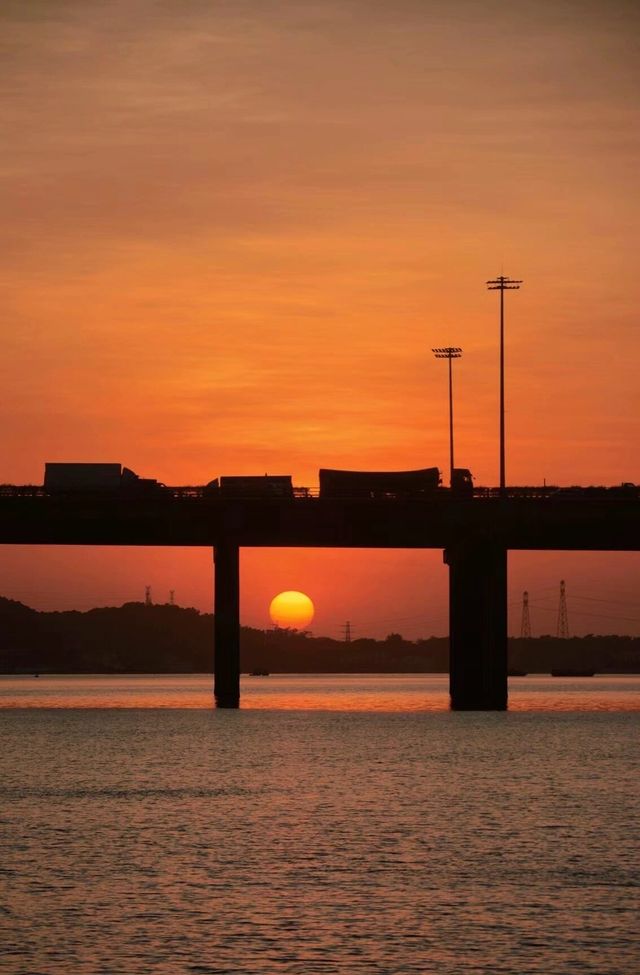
[318,467,474,499]
[319,467,442,499]
[218,475,294,498]
[44,464,166,496]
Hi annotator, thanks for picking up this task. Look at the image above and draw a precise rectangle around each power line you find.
[335,610,450,626]
[530,603,640,625]
[571,593,639,608]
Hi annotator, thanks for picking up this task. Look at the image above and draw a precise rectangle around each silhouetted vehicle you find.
[44,463,166,497]
[549,483,640,500]
[319,467,443,499]
[218,475,294,499]
[450,468,474,496]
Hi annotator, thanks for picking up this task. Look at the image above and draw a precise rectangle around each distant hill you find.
[0,597,638,674]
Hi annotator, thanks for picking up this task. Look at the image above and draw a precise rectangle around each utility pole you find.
[486,275,522,496]
[342,621,352,643]
[145,585,152,606]
[169,590,175,606]
[557,579,569,638]
[432,347,463,487]
[520,590,532,638]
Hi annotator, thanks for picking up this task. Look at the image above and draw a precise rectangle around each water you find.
[1,677,639,974]
[2,673,640,711]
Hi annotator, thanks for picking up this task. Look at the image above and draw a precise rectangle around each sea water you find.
[1,675,639,974]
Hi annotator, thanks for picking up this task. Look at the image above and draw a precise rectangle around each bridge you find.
[0,491,638,709]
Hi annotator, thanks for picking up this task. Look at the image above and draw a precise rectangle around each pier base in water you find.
[445,542,508,710]
[213,543,240,708]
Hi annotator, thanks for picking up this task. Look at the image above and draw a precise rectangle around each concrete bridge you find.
[0,493,638,709]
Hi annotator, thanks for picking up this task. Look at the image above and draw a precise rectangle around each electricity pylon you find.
[520,590,532,638]
[557,579,569,638]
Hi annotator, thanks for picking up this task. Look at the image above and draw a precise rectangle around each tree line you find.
[0,597,638,674]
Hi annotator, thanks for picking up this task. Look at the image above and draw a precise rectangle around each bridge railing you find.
[0,484,637,501]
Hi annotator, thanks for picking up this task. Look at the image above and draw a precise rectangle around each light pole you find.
[486,275,522,496]
[432,347,462,488]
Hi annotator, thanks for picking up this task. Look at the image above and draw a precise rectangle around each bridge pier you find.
[213,542,240,708]
[444,541,508,710]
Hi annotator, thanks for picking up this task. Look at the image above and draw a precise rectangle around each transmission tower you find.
[520,590,532,638]
[145,585,152,606]
[557,579,569,638]
[169,590,175,606]
[342,621,352,643]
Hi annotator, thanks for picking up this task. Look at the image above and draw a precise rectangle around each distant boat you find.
[550,669,595,677]
[249,670,270,676]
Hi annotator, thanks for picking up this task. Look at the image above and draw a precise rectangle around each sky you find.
[1,0,639,638]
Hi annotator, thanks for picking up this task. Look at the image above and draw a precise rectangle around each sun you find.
[269,590,315,629]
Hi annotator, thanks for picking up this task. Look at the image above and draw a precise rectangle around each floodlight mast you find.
[432,346,463,488]
[486,275,522,497]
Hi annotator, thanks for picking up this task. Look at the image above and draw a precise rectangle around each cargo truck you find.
[318,467,473,498]
[218,475,294,498]
[44,464,166,496]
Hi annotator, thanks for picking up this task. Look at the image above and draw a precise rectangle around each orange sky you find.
[1,0,638,637]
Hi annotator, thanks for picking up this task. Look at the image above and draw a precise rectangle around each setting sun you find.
[269,591,315,629]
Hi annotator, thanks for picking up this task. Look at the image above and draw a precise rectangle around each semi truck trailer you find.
[44,464,166,496]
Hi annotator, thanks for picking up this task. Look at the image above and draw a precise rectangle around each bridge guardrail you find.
[0,485,637,501]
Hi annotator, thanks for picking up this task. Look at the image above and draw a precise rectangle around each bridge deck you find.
[0,496,638,550]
